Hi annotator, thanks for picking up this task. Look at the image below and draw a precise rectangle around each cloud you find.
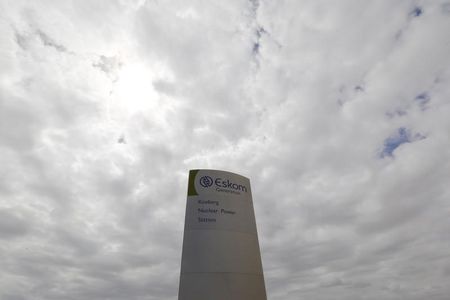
[0,209,31,239]
[1,0,450,299]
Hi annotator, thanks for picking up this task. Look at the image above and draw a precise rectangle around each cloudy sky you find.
[1,0,450,299]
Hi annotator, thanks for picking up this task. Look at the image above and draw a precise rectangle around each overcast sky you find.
[1,0,450,299]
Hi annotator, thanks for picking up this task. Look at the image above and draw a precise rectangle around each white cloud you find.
[1,0,450,299]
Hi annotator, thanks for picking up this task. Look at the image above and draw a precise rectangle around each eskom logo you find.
[198,175,248,193]
[199,176,213,187]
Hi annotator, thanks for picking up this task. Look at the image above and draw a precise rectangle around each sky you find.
[1,0,450,299]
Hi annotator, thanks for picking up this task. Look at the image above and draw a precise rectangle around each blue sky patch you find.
[411,7,423,17]
[381,128,411,157]
[252,42,260,54]
[380,128,425,158]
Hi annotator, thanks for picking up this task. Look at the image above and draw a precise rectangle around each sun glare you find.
[113,63,158,114]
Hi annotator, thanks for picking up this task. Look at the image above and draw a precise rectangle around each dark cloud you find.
[0,209,31,239]
[92,55,122,79]
[415,92,431,110]
[36,30,67,52]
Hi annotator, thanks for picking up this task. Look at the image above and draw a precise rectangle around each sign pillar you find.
[178,169,267,300]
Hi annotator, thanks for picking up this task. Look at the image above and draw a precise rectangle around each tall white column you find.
[178,169,267,300]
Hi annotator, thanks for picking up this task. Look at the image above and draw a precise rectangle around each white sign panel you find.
[178,169,267,300]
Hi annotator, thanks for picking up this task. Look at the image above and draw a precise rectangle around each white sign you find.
[178,169,267,300]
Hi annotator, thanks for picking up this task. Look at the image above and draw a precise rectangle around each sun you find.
[112,62,158,114]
